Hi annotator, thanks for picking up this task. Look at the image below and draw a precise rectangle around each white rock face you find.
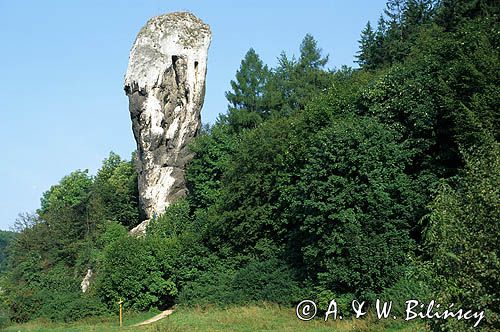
[81,268,93,293]
[125,12,211,233]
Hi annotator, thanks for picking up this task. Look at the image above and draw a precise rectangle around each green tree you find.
[4,214,104,323]
[94,236,175,310]
[202,109,420,297]
[224,48,270,131]
[39,170,92,216]
[147,199,192,238]
[359,0,437,69]
[186,123,237,211]
[38,170,93,263]
[298,34,329,69]
[402,0,435,30]
[0,231,16,274]
[286,115,418,295]
[225,48,269,114]
[4,170,96,322]
[356,22,377,69]
[436,0,499,31]
[385,0,406,26]
[264,34,331,115]
[90,152,140,229]
[423,144,500,330]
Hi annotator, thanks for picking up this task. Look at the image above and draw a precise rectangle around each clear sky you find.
[0,0,388,230]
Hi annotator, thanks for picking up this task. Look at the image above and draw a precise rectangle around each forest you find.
[0,0,498,331]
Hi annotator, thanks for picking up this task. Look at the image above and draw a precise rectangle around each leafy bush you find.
[38,291,108,322]
[178,265,236,307]
[374,260,435,317]
[423,145,500,331]
[146,199,193,238]
[179,258,302,307]
[205,113,420,297]
[63,296,109,322]
[94,236,176,311]
[231,258,303,305]
[0,231,16,274]
[90,152,141,229]
[4,261,87,323]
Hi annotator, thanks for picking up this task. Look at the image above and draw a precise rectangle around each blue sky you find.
[0,0,387,230]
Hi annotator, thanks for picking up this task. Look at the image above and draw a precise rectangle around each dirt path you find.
[133,309,174,326]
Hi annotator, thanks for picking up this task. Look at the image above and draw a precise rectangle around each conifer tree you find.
[384,0,406,27]
[225,48,269,114]
[298,33,329,69]
[266,34,330,114]
[356,21,376,69]
[403,0,435,26]
[436,0,499,31]
[224,48,270,131]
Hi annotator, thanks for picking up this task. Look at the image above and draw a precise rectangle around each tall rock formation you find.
[124,12,211,234]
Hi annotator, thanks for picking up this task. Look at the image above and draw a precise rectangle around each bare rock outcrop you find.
[81,268,92,293]
[125,12,211,234]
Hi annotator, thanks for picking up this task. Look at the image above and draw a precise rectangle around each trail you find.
[133,309,174,326]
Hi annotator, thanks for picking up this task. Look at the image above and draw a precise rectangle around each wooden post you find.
[118,299,123,327]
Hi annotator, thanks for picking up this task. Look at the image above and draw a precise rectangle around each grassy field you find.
[2,304,429,332]
[0,310,158,332]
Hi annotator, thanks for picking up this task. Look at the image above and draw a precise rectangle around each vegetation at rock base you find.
[1,0,498,331]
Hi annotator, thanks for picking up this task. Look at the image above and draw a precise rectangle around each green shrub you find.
[146,199,193,238]
[231,258,302,305]
[310,287,354,316]
[38,291,108,322]
[94,236,176,311]
[375,261,435,317]
[60,296,109,322]
[178,265,236,307]
[423,145,500,331]
[179,258,302,307]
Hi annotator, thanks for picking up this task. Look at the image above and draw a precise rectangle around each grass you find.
[0,310,158,332]
[2,304,430,332]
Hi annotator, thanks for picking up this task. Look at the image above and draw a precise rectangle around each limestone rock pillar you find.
[124,12,211,234]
